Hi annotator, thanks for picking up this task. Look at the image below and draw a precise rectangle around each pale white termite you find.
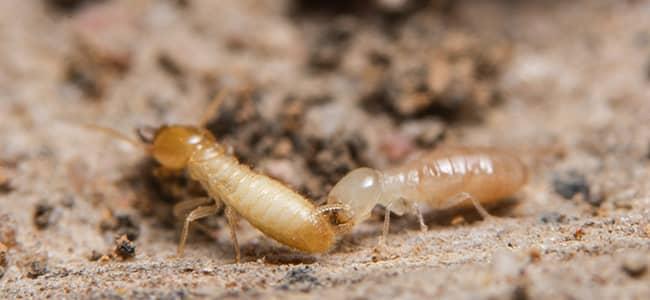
[322,147,528,240]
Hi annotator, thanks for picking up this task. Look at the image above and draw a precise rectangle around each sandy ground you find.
[1,0,650,299]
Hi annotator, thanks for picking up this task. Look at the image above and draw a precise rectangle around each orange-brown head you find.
[149,125,217,170]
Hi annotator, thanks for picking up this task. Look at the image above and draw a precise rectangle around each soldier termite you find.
[87,90,337,262]
[319,147,528,243]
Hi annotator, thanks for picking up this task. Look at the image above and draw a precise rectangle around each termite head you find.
[149,125,217,170]
[326,167,384,228]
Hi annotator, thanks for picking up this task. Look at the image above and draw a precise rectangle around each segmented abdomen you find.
[187,146,334,253]
[384,147,527,208]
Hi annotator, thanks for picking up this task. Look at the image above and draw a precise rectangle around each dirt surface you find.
[1,0,650,299]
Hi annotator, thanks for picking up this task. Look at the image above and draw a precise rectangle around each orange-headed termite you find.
[321,147,528,241]
[88,91,336,262]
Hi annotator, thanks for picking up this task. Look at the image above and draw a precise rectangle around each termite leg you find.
[378,206,391,247]
[174,197,220,239]
[178,204,221,257]
[172,197,214,219]
[449,192,493,220]
[225,206,241,263]
[410,203,428,233]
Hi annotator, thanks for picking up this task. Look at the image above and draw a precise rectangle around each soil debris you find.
[0,242,7,275]
[552,171,591,202]
[60,194,76,208]
[0,215,17,248]
[88,250,103,262]
[573,227,586,240]
[99,210,141,241]
[113,235,136,260]
[33,202,58,230]
[365,32,511,121]
[24,252,48,279]
[0,168,13,194]
[2,0,650,298]
[308,19,354,71]
[538,212,567,224]
[277,266,321,292]
[65,0,136,99]
[401,119,446,148]
[205,91,370,198]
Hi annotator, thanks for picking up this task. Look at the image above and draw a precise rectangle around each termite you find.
[90,90,528,259]
[88,90,337,262]
[320,147,528,241]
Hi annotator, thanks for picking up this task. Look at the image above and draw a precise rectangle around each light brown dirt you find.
[1,0,649,299]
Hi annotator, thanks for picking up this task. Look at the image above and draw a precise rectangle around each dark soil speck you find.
[113,235,136,260]
[552,171,590,202]
[277,266,320,292]
[33,202,57,230]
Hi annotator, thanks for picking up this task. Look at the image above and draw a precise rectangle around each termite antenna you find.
[136,125,158,144]
[198,75,257,128]
[81,123,152,153]
[198,89,228,128]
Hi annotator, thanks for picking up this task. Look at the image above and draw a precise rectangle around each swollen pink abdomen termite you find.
[383,147,528,209]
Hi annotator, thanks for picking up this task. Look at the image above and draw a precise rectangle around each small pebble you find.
[573,228,586,240]
[113,235,136,260]
[0,242,7,267]
[33,202,57,230]
[621,252,648,278]
[25,253,48,279]
[539,212,566,224]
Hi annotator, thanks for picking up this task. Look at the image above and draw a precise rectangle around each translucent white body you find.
[328,147,528,225]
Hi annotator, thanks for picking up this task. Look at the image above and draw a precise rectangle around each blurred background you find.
[0,0,649,298]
